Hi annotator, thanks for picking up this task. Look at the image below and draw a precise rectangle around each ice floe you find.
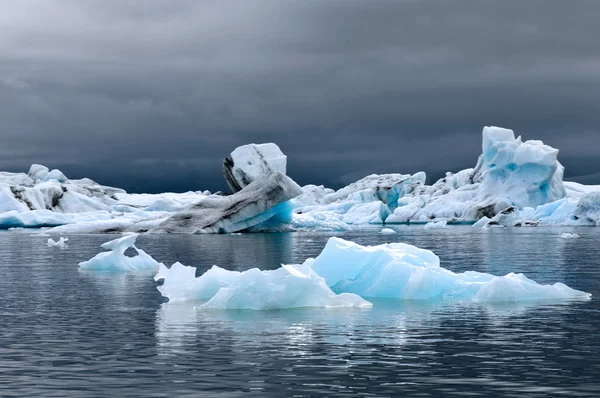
[47,237,68,249]
[154,262,372,310]
[559,232,580,239]
[79,234,160,272]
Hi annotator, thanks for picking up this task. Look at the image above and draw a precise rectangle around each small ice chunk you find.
[47,237,68,249]
[472,216,490,228]
[559,232,580,239]
[154,262,372,310]
[79,234,160,272]
[424,220,448,229]
[380,228,397,235]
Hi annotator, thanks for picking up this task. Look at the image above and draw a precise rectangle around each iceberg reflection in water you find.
[0,228,598,397]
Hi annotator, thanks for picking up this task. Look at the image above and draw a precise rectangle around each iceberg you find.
[308,238,590,302]
[380,228,397,235]
[152,172,302,234]
[1,127,599,233]
[424,220,448,229]
[222,143,287,193]
[573,192,600,225]
[47,237,68,249]
[154,237,589,308]
[295,126,578,227]
[79,234,160,272]
[154,262,372,310]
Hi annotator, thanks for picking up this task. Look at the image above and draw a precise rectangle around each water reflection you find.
[1,228,599,397]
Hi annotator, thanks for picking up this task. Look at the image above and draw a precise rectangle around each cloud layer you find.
[1,0,599,192]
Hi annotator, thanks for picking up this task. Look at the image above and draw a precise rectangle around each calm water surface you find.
[0,226,599,397]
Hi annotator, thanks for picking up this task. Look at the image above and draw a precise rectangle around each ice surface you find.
[47,237,68,249]
[0,130,599,233]
[424,220,448,229]
[79,234,160,272]
[321,173,426,208]
[0,210,72,229]
[154,262,372,310]
[573,192,600,226]
[309,238,590,302]
[292,126,572,227]
[153,172,302,234]
[223,143,287,192]
[380,228,397,235]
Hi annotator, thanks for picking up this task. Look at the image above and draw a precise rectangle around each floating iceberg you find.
[154,237,589,308]
[47,237,68,249]
[308,238,590,302]
[294,126,586,228]
[152,172,302,234]
[154,262,372,310]
[79,234,160,272]
[380,228,397,235]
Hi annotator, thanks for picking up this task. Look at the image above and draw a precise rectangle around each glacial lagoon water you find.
[1,226,599,397]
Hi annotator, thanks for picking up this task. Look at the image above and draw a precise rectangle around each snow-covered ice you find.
[47,237,68,249]
[154,262,372,310]
[380,228,397,235]
[79,234,160,272]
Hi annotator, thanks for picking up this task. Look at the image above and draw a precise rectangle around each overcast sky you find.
[1,0,599,193]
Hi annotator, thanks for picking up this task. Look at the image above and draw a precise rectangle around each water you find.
[1,226,599,397]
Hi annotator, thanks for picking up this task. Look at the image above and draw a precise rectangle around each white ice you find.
[79,234,160,272]
[2,127,600,233]
[47,237,68,249]
[380,228,397,235]
[223,143,287,192]
[424,220,448,229]
[559,232,580,239]
[154,262,372,310]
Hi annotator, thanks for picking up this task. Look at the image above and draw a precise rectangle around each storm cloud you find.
[1,0,599,192]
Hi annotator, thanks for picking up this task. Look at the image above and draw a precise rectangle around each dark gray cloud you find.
[1,0,599,192]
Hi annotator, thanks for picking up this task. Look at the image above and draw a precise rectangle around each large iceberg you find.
[154,237,589,308]
[308,238,590,302]
[295,126,590,228]
[155,262,371,310]
[151,172,302,234]
[79,234,160,272]
[222,143,287,193]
